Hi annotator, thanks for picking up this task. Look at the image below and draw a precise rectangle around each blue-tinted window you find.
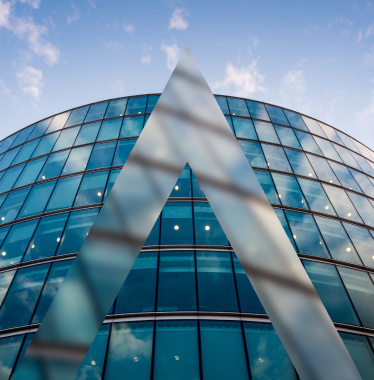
[0,219,38,267]
[244,322,296,380]
[103,169,120,201]
[303,260,359,325]
[200,321,249,380]
[112,139,135,166]
[239,141,266,168]
[105,98,128,118]
[294,130,322,155]
[254,170,280,204]
[329,162,361,192]
[9,126,34,149]
[347,192,374,226]
[52,126,79,151]
[297,178,335,215]
[274,208,298,251]
[12,138,40,165]
[284,149,316,178]
[352,152,374,176]
[283,110,308,131]
[194,202,228,245]
[274,125,302,149]
[27,117,52,140]
[74,122,101,146]
[97,119,122,141]
[350,169,374,197]
[37,150,69,181]
[319,122,344,144]
[315,136,342,162]
[265,105,289,126]
[0,187,30,224]
[261,144,292,172]
[154,320,200,380]
[86,142,116,170]
[191,171,205,198]
[85,102,108,122]
[0,335,24,379]
[32,260,72,323]
[272,173,308,209]
[246,100,269,120]
[120,115,144,137]
[0,164,25,193]
[125,96,147,115]
[334,144,361,169]
[170,166,191,197]
[62,145,93,175]
[0,263,49,329]
[225,115,235,133]
[146,95,160,113]
[18,180,56,218]
[116,252,157,313]
[197,251,238,312]
[23,213,69,262]
[74,171,108,206]
[161,202,193,245]
[285,210,330,258]
[65,106,89,128]
[105,322,153,379]
[232,117,257,140]
[254,120,279,143]
[14,156,46,188]
[0,135,17,155]
[307,154,340,184]
[0,268,14,306]
[215,96,229,114]
[31,132,60,158]
[57,208,99,255]
[45,175,82,211]
[227,98,249,117]
[46,112,70,134]
[301,116,326,136]
[0,146,21,171]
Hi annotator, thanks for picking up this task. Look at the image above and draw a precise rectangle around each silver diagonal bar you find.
[12,47,361,380]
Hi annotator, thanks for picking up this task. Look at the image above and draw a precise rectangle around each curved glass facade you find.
[1,94,374,379]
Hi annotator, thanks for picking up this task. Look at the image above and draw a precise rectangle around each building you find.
[0,94,374,379]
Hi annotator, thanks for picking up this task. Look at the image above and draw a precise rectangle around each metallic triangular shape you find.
[13,47,361,380]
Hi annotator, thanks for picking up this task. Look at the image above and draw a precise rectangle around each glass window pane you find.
[57,208,99,255]
[301,116,326,136]
[303,260,359,325]
[261,144,292,173]
[62,145,92,175]
[146,95,160,113]
[157,251,196,311]
[215,96,229,114]
[74,170,108,206]
[314,216,361,264]
[28,117,52,140]
[246,100,269,121]
[285,210,330,257]
[14,157,46,188]
[297,178,335,215]
[65,106,89,128]
[254,170,280,204]
[31,132,60,158]
[307,154,340,184]
[103,169,120,201]
[23,213,69,262]
[37,150,69,181]
[85,102,108,122]
[0,269,15,307]
[314,136,342,162]
[97,119,121,142]
[46,112,70,133]
[239,141,266,168]
[283,110,308,131]
[334,144,360,169]
[265,105,289,126]
[104,322,153,380]
[105,98,128,118]
[197,251,238,312]
[120,116,144,138]
[161,202,193,245]
[272,173,308,209]
[145,215,160,246]
[347,192,374,226]
[51,126,79,151]
[233,254,265,314]
[32,260,72,323]
[125,96,147,115]
[322,184,362,223]
[18,180,56,218]
[294,130,322,155]
[200,321,248,380]
[319,122,344,144]
[274,125,302,149]
[12,138,40,165]
[0,164,25,193]
[0,219,38,267]
[337,267,374,328]
[274,208,297,251]
[86,142,116,170]
[0,187,31,224]
[232,117,257,140]
[350,169,374,197]
[191,171,205,198]
[329,162,361,192]
[74,122,101,146]
[254,120,279,144]
[170,166,191,197]
[154,320,200,380]
[284,149,316,178]
[116,252,157,313]
[352,152,374,176]
[0,146,22,171]
[227,98,249,117]
[0,263,49,329]
[194,202,228,245]
[45,175,82,212]
[112,139,135,166]
[0,335,24,379]
[244,322,296,380]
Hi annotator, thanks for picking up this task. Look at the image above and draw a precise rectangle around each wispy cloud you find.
[104,40,122,51]
[19,0,41,9]
[169,8,188,30]
[213,61,265,97]
[123,22,134,33]
[0,78,16,103]
[161,42,179,70]
[67,4,80,24]
[141,45,152,64]
[16,65,43,100]
[0,0,60,65]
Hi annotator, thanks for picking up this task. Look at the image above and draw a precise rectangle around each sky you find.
[1,0,374,148]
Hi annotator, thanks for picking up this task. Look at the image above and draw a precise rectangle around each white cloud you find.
[0,78,16,103]
[16,65,43,100]
[213,61,265,97]
[169,8,188,30]
[104,40,122,50]
[0,0,60,65]
[67,4,80,24]
[141,54,151,64]
[161,42,180,70]
[141,45,152,64]
[19,0,41,9]
[123,22,134,33]
[281,69,306,97]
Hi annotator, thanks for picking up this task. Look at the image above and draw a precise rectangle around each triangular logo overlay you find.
[13,48,361,380]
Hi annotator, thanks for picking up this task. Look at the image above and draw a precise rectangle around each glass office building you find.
[1,94,374,379]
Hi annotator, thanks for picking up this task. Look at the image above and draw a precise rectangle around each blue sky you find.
[1,0,374,148]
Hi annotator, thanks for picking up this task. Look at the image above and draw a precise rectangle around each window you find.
[274,125,302,149]
[306,154,340,184]
[318,122,344,144]
[86,142,116,170]
[27,117,52,140]
[333,144,360,169]
[284,149,316,178]
[125,96,147,115]
[246,100,270,120]
[347,191,374,226]
[0,268,14,307]
[14,157,46,188]
[283,110,308,131]
[274,209,297,251]
[74,122,101,146]
[232,117,257,140]
[37,150,69,180]
[74,171,108,206]
[0,335,24,379]
[294,130,322,155]
[97,119,122,142]
[84,102,108,122]
[215,96,229,114]
[261,144,292,172]
[46,112,71,134]
[314,136,342,162]
[103,169,120,201]
[227,98,249,117]
[62,145,93,175]
[329,162,361,192]
[146,95,160,113]
[105,98,128,118]
[254,121,280,144]
[301,116,326,137]
[272,173,308,209]
[349,169,374,197]
[254,170,280,204]
[0,164,25,193]
[31,132,60,158]
[112,139,135,166]
[239,141,266,168]
[9,125,35,148]
[0,187,31,224]
[170,166,192,197]
[120,116,144,137]
[265,105,289,126]
[0,146,22,171]
[12,138,40,165]
[65,106,89,128]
